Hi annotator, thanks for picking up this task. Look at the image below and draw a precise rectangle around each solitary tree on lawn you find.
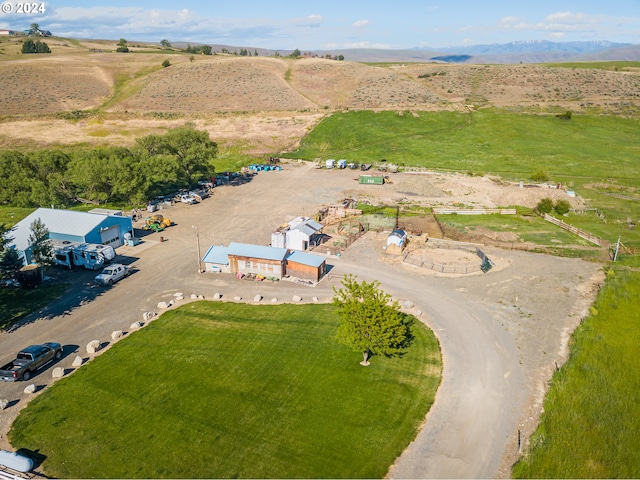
[333,274,412,366]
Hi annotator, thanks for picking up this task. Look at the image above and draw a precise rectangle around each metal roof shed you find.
[286,251,326,281]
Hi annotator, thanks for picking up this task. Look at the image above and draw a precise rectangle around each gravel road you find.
[0,163,602,478]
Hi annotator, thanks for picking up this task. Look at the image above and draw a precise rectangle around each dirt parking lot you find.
[0,162,602,478]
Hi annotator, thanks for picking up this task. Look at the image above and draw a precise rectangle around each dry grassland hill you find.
[1,36,639,151]
[1,42,638,116]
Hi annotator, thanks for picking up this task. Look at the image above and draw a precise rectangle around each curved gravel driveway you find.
[0,163,601,478]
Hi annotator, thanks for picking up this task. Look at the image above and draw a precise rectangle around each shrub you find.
[554,199,571,215]
[556,110,572,120]
[531,170,550,182]
[162,59,171,68]
[535,198,554,215]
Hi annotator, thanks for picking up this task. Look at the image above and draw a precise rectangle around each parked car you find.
[180,194,197,205]
[95,264,130,286]
[0,343,63,382]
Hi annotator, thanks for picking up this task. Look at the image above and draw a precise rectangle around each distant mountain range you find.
[313,40,640,64]
[174,40,640,64]
[414,40,633,55]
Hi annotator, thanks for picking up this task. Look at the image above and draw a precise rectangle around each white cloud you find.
[545,12,587,23]
[352,19,369,28]
[498,16,521,27]
[343,41,391,49]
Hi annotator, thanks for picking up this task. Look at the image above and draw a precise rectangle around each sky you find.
[1,0,639,50]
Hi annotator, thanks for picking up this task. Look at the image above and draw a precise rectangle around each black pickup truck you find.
[0,343,63,382]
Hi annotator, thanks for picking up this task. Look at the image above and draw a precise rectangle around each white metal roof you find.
[228,242,288,261]
[8,208,107,252]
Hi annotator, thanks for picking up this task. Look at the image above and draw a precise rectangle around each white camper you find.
[53,241,116,270]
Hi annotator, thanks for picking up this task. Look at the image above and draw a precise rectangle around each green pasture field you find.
[9,302,441,479]
[284,109,640,248]
[436,213,605,259]
[512,256,640,478]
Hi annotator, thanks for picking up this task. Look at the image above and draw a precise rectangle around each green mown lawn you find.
[10,302,441,479]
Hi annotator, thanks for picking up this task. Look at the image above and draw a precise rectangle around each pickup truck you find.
[180,194,197,205]
[0,342,63,382]
[95,263,129,286]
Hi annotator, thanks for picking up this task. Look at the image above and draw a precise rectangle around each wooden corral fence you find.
[543,214,602,246]
[403,238,494,274]
[432,208,517,215]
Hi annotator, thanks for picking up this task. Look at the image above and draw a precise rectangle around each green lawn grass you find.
[512,255,640,478]
[0,284,69,330]
[9,302,441,479]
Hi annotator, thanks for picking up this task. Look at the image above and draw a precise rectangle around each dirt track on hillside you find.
[0,163,603,478]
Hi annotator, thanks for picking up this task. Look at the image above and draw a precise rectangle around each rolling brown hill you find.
[1,36,639,154]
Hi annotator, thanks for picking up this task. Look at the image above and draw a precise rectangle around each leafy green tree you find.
[336,54,345,61]
[0,222,22,279]
[200,45,212,55]
[554,199,571,215]
[28,218,54,269]
[36,41,51,53]
[0,248,23,280]
[333,274,412,365]
[136,125,218,188]
[535,197,555,215]
[0,151,33,206]
[160,39,171,48]
[531,170,550,182]
[21,39,36,53]
[0,223,11,251]
[290,48,301,58]
[254,49,259,56]
[116,38,129,53]
[29,23,40,35]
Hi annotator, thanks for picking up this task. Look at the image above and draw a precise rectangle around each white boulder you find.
[52,367,64,378]
[72,356,84,367]
[111,330,123,340]
[87,340,100,354]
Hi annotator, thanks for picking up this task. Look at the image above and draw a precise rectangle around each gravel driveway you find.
[0,162,602,478]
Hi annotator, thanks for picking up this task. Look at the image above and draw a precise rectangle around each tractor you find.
[143,215,172,232]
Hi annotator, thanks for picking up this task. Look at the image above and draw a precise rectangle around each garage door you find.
[100,225,121,247]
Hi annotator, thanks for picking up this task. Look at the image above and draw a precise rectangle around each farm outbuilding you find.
[201,245,231,273]
[8,208,134,266]
[271,216,323,251]
[227,242,288,279]
[202,242,327,281]
[285,251,326,281]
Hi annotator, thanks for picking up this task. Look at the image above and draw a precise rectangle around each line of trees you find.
[0,125,218,208]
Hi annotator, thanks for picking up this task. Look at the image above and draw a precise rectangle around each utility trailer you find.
[52,241,116,271]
